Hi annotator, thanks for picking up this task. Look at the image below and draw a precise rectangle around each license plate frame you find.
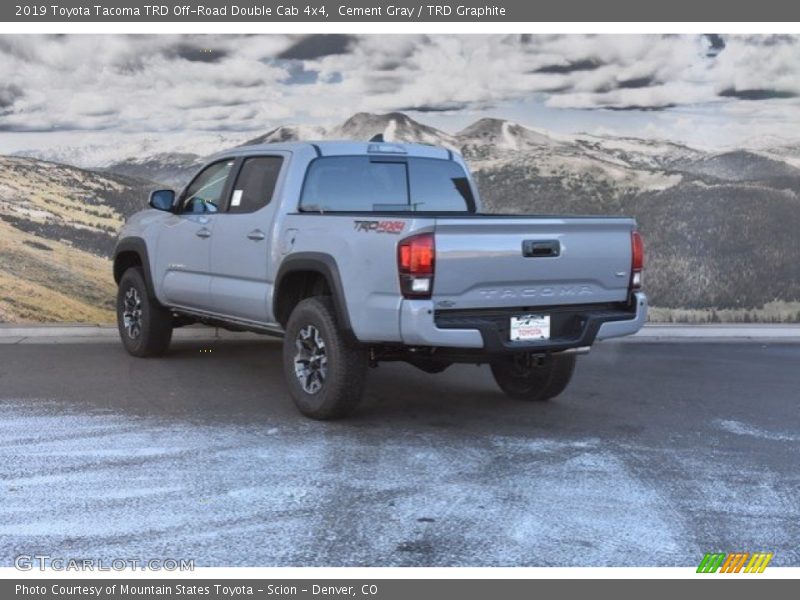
[510,314,551,341]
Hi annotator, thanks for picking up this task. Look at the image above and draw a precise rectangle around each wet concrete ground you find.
[1,340,798,566]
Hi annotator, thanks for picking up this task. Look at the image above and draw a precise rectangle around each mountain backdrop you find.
[3,112,800,323]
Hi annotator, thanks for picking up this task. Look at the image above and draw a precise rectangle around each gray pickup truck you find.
[113,140,647,419]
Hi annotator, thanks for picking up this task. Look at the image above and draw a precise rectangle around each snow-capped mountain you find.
[245,112,458,148]
[101,152,208,189]
[11,112,709,189]
[13,140,162,170]
[242,124,327,146]
[753,143,800,169]
[458,118,559,151]
[107,113,458,186]
[571,134,706,170]
[671,150,800,181]
[12,132,244,170]
[329,112,458,148]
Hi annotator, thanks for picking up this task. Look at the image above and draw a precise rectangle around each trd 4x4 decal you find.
[353,220,406,234]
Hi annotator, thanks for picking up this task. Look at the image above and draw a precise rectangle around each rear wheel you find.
[491,353,576,402]
[282,296,367,420]
[116,267,173,357]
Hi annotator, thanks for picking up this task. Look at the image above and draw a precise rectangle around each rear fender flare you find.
[274,253,354,336]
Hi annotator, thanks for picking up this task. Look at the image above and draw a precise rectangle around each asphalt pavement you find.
[0,338,798,566]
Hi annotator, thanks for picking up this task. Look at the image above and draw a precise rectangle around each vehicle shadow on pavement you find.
[140,338,582,430]
[164,339,570,425]
[2,338,600,433]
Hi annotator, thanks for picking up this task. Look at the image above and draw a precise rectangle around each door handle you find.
[522,239,560,257]
[195,228,212,239]
[247,229,266,241]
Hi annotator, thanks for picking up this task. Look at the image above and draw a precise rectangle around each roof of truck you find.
[215,140,455,160]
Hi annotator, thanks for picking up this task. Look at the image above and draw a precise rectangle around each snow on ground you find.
[0,398,693,566]
[0,393,792,567]
[715,419,800,443]
[1,341,798,567]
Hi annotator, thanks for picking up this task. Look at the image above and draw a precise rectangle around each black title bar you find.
[4,0,800,22]
[4,579,795,600]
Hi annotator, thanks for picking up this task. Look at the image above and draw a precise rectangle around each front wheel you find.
[116,267,173,357]
[490,353,576,402]
[282,297,367,420]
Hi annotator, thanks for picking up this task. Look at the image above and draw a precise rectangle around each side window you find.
[300,156,408,212]
[228,156,283,214]
[408,158,476,212]
[180,159,235,214]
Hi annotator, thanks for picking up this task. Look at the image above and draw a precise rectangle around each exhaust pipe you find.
[560,346,591,355]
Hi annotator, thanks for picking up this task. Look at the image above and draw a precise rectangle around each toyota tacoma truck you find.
[113,140,647,419]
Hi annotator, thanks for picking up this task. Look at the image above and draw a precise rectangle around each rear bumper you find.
[596,292,648,341]
[399,292,647,353]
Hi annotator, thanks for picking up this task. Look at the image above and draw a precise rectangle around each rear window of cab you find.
[299,156,477,213]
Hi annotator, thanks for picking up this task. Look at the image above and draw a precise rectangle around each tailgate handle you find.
[522,239,560,258]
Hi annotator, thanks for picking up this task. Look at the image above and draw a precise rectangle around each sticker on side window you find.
[231,190,243,207]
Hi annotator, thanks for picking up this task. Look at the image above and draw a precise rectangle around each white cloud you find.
[713,35,800,96]
[0,34,799,148]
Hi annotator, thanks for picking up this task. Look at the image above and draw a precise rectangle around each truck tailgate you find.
[432,216,634,310]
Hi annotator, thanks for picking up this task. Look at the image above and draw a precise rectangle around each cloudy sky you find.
[1,33,799,153]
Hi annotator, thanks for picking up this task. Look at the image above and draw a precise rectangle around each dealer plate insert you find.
[510,314,550,341]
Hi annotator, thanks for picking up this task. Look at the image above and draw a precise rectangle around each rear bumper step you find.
[399,292,647,353]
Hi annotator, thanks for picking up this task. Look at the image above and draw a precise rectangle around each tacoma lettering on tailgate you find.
[478,286,594,299]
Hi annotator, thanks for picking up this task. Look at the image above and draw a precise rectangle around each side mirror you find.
[149,189,175,212]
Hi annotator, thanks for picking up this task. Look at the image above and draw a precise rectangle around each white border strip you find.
[2,566,800,579]
[2,22,800,34]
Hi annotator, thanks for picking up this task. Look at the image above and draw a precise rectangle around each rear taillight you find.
[398,232,435,298]
[631,230,644,290]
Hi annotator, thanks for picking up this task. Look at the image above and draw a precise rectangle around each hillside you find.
[672,151,800,182]
[8,112,800,322]
[101,152,206,189]
[0,156,154,322]
[475,168,800,313]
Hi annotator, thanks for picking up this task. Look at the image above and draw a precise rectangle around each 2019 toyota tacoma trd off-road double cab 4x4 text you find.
[113,140,647,419]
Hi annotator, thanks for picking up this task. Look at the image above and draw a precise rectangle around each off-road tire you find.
[539,354,577,400]
[116,267,173,357]
[490,353,577,402]
[282,296,368,420]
